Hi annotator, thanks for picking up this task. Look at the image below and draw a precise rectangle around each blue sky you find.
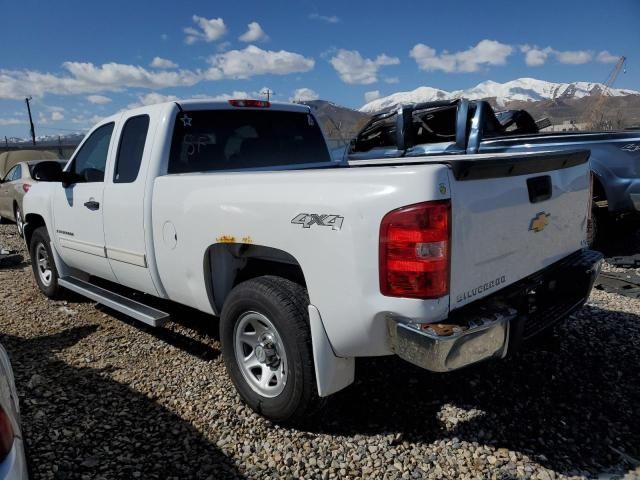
[0,0,638,138]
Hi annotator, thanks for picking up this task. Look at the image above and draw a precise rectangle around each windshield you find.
[168,109,330,173]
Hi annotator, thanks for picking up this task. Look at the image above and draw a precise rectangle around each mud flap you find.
[308,305,355,397]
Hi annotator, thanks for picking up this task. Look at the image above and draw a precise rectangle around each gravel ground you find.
[0,222,639,480]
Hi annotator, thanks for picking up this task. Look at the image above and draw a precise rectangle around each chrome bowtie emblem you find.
[529,211,550,233]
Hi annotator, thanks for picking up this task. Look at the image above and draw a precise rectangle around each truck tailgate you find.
[447,150,591,310]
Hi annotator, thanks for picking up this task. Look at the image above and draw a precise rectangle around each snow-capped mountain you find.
[360,78,640,113]
[4,133,84,146]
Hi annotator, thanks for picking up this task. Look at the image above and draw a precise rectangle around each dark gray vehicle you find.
[349,99,640,243]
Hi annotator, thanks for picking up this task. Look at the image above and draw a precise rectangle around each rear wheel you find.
[220,276,322,424]
[29,227,63,299]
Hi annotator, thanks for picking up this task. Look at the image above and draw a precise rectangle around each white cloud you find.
[239,22,269,43]
[384,77,400,84]
[555,50,592,65]
[150,57,178,69]
[51,111,64,121]
[191,91,251,101]
[128,92,178,108]
[597,50,619,64]
[329,50,400,85]
[131,91,260,108]
[0,62,201,100]
[520,45,554,67]
[207,45,315,79]
[410,40,513,73]
[71,114,104,126]
[309,13,340,24]
[521,45,594,66]
[364,90,380,103]
[86,94,112,104]
[290,88,319,102]
[64,62,201,89]
[0,117,22,126]
[184,15,227,45]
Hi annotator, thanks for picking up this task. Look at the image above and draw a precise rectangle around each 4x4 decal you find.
[291,213,344,231]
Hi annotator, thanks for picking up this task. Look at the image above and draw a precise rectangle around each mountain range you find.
[360,77,640,113]
[3,79,639,146]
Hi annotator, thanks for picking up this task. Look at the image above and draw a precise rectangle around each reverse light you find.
[0,406,14,462]
[228,99,270,108]
[22,184,31,193]
[379,200,450,299]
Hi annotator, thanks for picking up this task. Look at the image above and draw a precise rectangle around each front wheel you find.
[220,276,322,424]
[29,227,63,299]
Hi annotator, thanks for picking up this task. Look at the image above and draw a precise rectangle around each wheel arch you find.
[203,243,307,314]
[23,213,46,248]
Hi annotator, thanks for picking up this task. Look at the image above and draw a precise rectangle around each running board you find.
[58,276,169,327]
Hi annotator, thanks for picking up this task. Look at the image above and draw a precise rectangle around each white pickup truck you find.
[23,99,603,423]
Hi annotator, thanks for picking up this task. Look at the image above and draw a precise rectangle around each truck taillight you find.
[0,406,14,462]
[228,99,270,108]
[379,200,450,299]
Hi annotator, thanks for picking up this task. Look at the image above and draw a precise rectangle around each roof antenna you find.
[174,102,184,113]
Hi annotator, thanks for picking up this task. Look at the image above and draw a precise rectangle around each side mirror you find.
[31,161,63,182]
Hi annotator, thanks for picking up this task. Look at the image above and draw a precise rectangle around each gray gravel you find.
[0,222,639,480]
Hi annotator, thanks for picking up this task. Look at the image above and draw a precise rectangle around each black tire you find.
[220,275,322,424]
[29,227,63,299]
[14,204,24,238]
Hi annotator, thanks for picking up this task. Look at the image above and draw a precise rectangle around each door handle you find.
[83,200,100,211]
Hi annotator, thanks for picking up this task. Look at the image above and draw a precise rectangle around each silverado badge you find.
[529,212,550,233]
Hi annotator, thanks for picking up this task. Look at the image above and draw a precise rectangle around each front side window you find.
[114,115,149,183]
[168,109,330,174]
[72,123,114,182]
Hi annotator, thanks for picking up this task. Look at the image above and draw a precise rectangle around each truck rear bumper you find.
[387,249,603,373]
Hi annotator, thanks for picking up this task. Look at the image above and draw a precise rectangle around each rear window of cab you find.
[168,109,330,174]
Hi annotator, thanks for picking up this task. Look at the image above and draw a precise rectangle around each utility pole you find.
[4,136,8,149]
[25,96,36,146]
[260,89,274,102]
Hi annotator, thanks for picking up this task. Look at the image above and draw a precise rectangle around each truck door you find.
[51,122,118,282]
[102,113,159,295]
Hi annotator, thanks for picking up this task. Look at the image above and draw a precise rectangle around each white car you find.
[23,99,602,423]
[0,344,28,479]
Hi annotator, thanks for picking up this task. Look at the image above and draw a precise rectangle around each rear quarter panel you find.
[151,165,451,357]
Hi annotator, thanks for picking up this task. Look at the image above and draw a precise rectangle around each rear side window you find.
[114,115,150,183]
[168,109,330,174]
[72,123,114,182]
[4,165,20,182]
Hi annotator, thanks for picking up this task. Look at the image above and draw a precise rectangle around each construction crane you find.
[584,55,627,130]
